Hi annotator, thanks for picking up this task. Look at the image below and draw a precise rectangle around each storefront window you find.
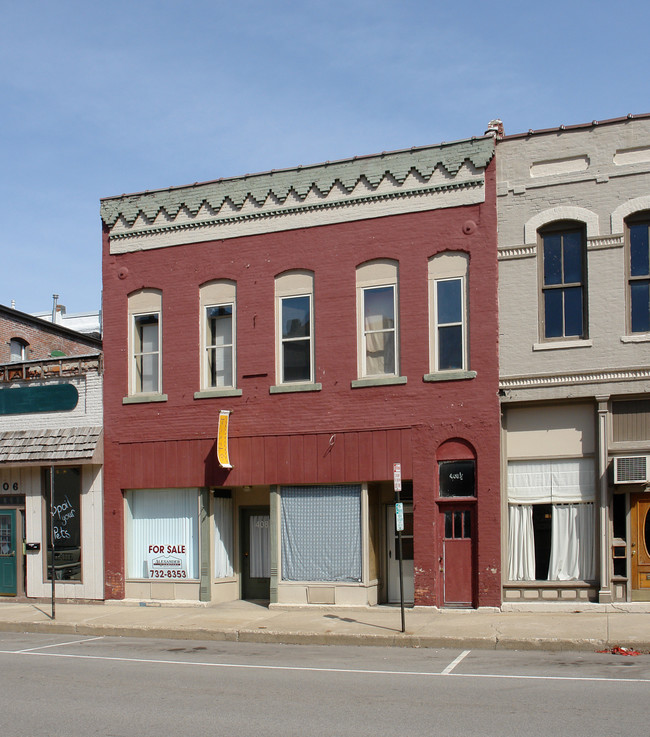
[281,485,361,582]
[45,467,82,581]
[126,489,199,580]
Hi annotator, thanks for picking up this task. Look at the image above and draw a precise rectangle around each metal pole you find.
[49,466,55,620]
[395,488,405,633]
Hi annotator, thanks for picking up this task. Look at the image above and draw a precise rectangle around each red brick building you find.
[100,136,501,607]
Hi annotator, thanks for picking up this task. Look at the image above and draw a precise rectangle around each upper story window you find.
[9,338,28,362]
[429,252,469,372]
[539,222,587,340]
[128,289,162,397]
[357,260,399,378]
[200,280,236,390]
[627,213,650,333]
[275,271,314,385]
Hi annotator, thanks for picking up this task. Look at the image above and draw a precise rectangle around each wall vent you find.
[613,456,650,484]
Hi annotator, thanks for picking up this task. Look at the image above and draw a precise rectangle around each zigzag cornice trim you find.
[500,366,650,390]
[108,177,485,241]
[101,137,495,228]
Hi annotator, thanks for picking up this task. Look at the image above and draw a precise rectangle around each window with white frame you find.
[626,213,650,334]
[539,222,587,340]
[357,260,399,377]
[429,252,468,372]
[125,488,199,580]
[200,280,236,390]
[128,289,162,395]
[275,271,314,384]
[507,458,596,582]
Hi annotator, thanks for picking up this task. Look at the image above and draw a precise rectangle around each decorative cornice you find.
[498,234,624,260]
[498,245,537,260]
[587,234,624,250]
[101,137,495,229]
[108,178,485,242]
[500,366,650,390]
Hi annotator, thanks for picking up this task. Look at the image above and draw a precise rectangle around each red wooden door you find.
[442,508,474,607]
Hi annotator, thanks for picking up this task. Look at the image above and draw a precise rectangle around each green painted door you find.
[0,510,17,595]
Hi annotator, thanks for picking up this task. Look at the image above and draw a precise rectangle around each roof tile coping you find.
[499,112,650,141]
[100,136,495,227]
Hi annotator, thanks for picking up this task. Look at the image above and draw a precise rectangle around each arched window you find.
[625,211,650,334]
[128,289,162,396]
[200,280,237,391]
[538,221,588,340]
[428,252,469,373]
[275,270,315,386]
[9,338,28,362]
[356,260,399,378]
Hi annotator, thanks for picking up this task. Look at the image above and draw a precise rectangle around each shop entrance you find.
[386,504,414,603]
[0,509,17,596]
[442,507,474,607]
[631,493,650,600]
[240,507,270,600]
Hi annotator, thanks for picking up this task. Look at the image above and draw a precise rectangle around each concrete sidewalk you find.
[0,599,648,652]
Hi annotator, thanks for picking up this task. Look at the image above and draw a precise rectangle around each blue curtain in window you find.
[281,485,361,582]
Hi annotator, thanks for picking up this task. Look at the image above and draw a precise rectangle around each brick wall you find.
[102,161,501,605]
[0,309,100,363]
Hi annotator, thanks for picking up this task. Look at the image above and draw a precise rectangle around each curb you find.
[2,620,648,652]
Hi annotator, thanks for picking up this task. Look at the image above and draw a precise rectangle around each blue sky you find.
[1,0,648,315]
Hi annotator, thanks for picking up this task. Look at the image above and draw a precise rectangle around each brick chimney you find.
[485,119,504,139]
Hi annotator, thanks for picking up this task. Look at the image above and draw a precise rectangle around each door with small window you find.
[442,507,474,607]
[631,494,650,598]
[0,510,17,595]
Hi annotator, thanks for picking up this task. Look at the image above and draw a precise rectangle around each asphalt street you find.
[1,632,648,737]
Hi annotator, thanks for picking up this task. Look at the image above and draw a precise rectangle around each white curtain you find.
[213,496,233,578]
[507,459,596,582]
[249,514,270,578]
[508,505,535,581]
[548,503,595,581]
[507,458,595,504]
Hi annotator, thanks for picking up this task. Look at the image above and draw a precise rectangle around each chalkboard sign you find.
[46,467,81,581]
[439,460,476,497]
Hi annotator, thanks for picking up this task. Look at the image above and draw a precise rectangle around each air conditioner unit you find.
[613,456,650,484]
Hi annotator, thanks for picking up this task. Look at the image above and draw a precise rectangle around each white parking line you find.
[12,636,104,653]
[441,649,470,674]
[0,649,647,684]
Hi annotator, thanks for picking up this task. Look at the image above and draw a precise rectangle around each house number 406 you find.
[2,483,18,491]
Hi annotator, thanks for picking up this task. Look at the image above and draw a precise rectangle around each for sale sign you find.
[146,544,188,580]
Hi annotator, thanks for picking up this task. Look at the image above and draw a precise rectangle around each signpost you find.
[393,462,405,633]
[49,465,55,620]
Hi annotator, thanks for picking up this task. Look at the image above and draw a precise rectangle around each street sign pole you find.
[49,465,55,620]
[393,463,405,634]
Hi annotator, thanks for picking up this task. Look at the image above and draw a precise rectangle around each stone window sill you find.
[194,388,243,399]
[423,370,477,383]
[269,383,322,394]
[620,333,650,343]
[351,376,407,389]
[123,393,168,405]
[533,340,593,351]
